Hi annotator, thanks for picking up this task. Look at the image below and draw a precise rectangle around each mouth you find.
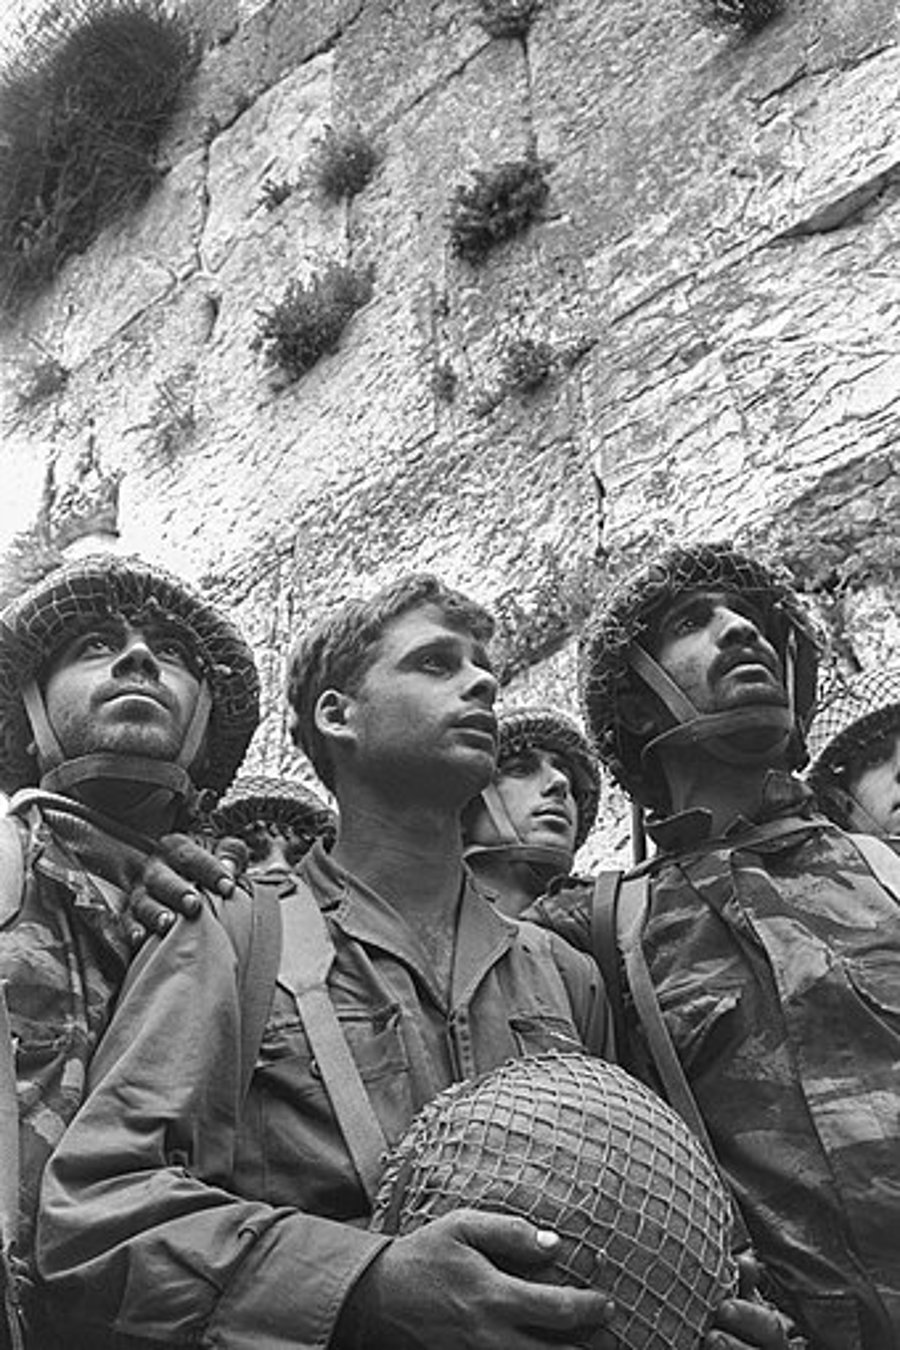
[716,649,779,680]
[102,685,170,711]
[454,712,498,747]
[533,807,573,827]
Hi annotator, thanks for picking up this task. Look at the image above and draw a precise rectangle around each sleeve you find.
[36,897,390,1350]
[520,883,593,954]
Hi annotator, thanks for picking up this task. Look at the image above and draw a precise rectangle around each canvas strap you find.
[615,875,752,1253]
[278,880,387,1202]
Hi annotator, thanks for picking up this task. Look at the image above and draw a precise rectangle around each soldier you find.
[527,541,900,1350]
[37,572,787,1350]
[209,774,337,879]
[462,705,600,917]
[0,553,259,1346]
[805,667,900,843]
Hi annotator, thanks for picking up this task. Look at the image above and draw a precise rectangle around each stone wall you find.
[1,0,898,865]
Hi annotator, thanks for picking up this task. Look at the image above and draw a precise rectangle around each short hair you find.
[286,573,495,790]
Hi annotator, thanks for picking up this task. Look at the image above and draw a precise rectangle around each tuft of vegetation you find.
[252,261,375,384]
[0,0,196,315]
[314,125,380,202]
[433,362,458,404]
[449,157,549,264]
[15,354,70,413]
[502,336,554,394]
[705,0,783,33]
[476,0,544,38]
[259,177,295,212]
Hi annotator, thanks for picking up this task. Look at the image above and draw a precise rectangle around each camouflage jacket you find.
[526,773,900,1350]
[0,808,132,1279]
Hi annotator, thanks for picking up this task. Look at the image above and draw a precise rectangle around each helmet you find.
[580,542,821,813]
[371,1051,737,1350]
[495,705,600,850]
[0,554,259,802]
[211,774,336,846]
[805,667,900,827]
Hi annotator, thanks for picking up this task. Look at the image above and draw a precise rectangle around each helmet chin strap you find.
[628,644,794,769]
[22,679,213,815]
[463,781,574,877]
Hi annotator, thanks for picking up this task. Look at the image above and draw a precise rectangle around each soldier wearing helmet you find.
[528,540,900,1350]
[36,571,786,1350]
[209,774,337,879]
[0,553,259,1346]
[462,705,600,917]
[805,667,900,844]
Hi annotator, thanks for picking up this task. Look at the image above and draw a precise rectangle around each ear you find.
[314,689,356,750]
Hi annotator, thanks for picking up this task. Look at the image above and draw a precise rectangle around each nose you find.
[463,660,498,708]
[542,761,572,799]
[112,632,161,680]
[715,604,764,647]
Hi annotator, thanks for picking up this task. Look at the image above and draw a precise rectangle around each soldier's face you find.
[846,730,900,836]
[467,747,579,858]
[651,589,787,714]
[43,618,202,765]
[340,603,499,805]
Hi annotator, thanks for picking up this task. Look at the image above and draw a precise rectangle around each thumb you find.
[451,1209,561,1268]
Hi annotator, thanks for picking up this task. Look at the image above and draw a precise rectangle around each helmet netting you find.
[806,666,900,787]
[371,1051,737,1350]
[497,706,601,848]
[0,554,259,797]
[211,774,336,842]
[579,542,821,811]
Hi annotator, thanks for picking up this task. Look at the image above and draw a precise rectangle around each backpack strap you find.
[589,871,626,1052]
[236,882,284,1102]
[0,987,24,1350]
[848,832,900,905]
[615,876,752,1253]
[278,879,387,1204]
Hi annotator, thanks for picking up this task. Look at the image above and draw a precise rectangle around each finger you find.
[134,858,202,919]
[159,833,235,896]
[129,884,183,935]
[711,1298,791,1349]
[213,837,249,890]
[450,1210,565,1268]
[498,1269,614,1336]
[735,1250,765,1300]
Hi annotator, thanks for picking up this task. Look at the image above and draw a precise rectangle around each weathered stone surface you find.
[1,0,898,858]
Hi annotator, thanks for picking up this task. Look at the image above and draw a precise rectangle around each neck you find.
[65,778,183,839]
[657,745,784,835]
[466,854,545,919]
[329,783,468,923]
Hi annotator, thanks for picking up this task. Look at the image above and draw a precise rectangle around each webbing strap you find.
[615,877,752,1253]
[589,872,626,1053]
[237,882,283,1102]
[0,985,24,1350]
[278,881,387,1203]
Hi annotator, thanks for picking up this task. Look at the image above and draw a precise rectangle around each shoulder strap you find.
[849,832,900,904]
[0,818,26,930]
[615,877,752,1254]
[278,880,387,1204]
[237,882,284,1102]
[589,872,626,1052]
[0,986,24,1350]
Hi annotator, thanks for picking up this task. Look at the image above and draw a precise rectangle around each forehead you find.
[374,603,487,659]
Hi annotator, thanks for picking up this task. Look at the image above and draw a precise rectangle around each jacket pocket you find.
[842,953,900,1023]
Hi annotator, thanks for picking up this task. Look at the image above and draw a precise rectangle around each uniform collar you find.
[298,841,516,1007]
[647,770,815,854]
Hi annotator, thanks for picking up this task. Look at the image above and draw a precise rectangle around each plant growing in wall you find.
[0,0,196,314]
[502,336,555,394]
[252,261,375,384]
[314,125,380,202]
[450,156,549,263]
[476,0,544,38]
[706,0,783,34]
